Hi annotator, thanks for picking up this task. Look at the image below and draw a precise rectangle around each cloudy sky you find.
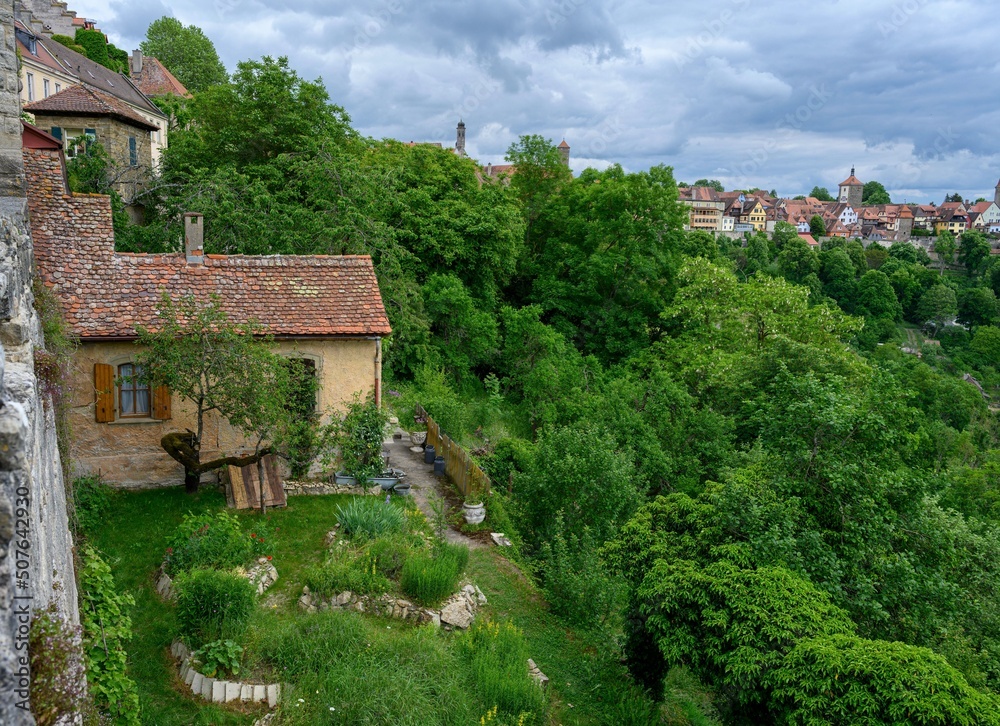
[72,0,1000,203]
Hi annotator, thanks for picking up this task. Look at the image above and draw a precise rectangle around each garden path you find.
[384,437,485,550]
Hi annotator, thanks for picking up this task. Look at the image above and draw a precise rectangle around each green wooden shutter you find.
[50,126,62,141]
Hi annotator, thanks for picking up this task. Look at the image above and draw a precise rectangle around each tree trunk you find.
[161,431,271,493]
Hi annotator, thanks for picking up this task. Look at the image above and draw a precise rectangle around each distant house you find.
[15,21,170,165]
[678,186,726,231]
[128,51,190,98]
[25,85,158,219]
[22,124,392,487]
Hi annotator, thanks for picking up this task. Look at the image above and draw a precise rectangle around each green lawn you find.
[87,486,664,725]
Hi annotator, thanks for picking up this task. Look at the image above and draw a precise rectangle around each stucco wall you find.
[70,337,378,488]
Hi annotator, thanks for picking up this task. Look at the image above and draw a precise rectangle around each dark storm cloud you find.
[80,0,1000,201]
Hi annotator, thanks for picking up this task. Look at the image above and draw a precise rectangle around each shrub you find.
[336,497,406,539]
[192,638,244,679]
[336,394,390,479]
[460,619,546,719]
[164,511,273,576]
[175,568,256,644]
[401,543,469,606]
[366,534,415,579]
[303,548,392,598]
[72,473,114,537]
[538,514,621,628]
[28,602,88,725]
[79,547,140,724]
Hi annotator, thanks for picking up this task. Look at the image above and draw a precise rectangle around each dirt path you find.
[384,437,485,549]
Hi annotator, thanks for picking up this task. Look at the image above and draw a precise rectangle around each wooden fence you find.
[416,404,491,500]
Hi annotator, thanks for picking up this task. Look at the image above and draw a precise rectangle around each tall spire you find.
[455,119,466,156]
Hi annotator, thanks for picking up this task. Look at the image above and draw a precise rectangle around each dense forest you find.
[75,50,1000,723]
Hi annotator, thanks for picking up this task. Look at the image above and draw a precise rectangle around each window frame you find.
[117,362,151,419]
[26,72,34,101]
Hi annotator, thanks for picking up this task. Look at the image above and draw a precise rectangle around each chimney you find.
[183,213,204,264]
[131,49,143,76]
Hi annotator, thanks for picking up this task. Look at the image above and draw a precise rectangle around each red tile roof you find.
[25,85,159,131]
[131,56,190,98]
[24,145,391,340]
[839,174,863,187]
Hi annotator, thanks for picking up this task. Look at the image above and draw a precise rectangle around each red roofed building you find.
[23,126,391,487]
[128,51,190,98]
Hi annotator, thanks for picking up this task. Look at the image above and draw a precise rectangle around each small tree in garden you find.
[136,293,310,492]
[334,394,389,480]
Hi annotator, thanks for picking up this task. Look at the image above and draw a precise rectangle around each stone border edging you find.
[298,582,487,630]
[171,641,281,708]
[283,480,382,497]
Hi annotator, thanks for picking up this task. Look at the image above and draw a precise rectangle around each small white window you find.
[26,73,34,101]
[54,83,61,93]
[43,79,49,98]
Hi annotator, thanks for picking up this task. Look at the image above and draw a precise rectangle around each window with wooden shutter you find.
[50,127,62,141]
[152,385,171,420]
[94,363,114,423]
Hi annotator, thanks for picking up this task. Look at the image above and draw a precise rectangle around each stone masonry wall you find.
[0,3,76,723]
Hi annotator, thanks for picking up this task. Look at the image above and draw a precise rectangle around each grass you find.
[89,486,704,725]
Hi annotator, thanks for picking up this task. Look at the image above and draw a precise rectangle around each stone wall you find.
[0,3,76,722]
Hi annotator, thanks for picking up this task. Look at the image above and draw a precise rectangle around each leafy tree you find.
[856,270,902,320]
[141,16,228,92]
[957,286,998,329]
[865,242,889,269]
[917,284,959,333]
[770,634,1000,725]
[959,230,992,277]
[777,237,818,285]
[504,134,572,255]
[845,240,868,277]
[692,178,724,192]
[819,247,857,311]
[969,325,1000,368]
[888,240,918,264]
[862,180,892,205]
[944,192,965,203]
[934,231,957,274]
[50,33,86,55]
[422,273,499,386]
[771,221,799,251]
[74,29,110,69]
[136,294,303,492]
[527,164,683,363]
[809,186,834,202]
[679,229,719,260]
[745,232,773,277]
[808,214,826,238]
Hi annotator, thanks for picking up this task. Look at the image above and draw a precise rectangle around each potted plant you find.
[462,479,487,525]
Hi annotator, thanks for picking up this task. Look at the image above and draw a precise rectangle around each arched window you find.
[118,363,150,417]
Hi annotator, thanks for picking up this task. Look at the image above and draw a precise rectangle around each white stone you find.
[183,664,196,687]
[252,684,266,703]
[225,681,241,702]
[440,599,474,629]
[201,676,215,699]
[212,680,226,703]
[240,684,253,701]
[267,683,280,708]
[190,673,203,694]
[337,590,352,606]
[474,585,488,605]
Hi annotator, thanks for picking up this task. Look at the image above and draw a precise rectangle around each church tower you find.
[994,178,1000,207]
[455,120,466,156]
[838,167,864,208]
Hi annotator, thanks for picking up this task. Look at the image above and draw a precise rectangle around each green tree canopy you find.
[918,284,959,332]
[809,186,834,201]
[692,178,724,191]
[809,214,826,238]
[141,16,228,93]
[862,180,892,205]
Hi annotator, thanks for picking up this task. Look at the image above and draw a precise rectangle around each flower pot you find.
[463,502,486,525]
[334,472,357,485]
[410,431,427,446]
[370,476,400,490]
[393,481,411,496]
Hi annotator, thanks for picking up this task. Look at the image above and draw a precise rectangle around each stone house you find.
[25,84,157,219]
[23,124,392,487]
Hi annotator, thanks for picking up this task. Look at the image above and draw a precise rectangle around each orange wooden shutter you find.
[152,385,171,420]
[94,363,114,423]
